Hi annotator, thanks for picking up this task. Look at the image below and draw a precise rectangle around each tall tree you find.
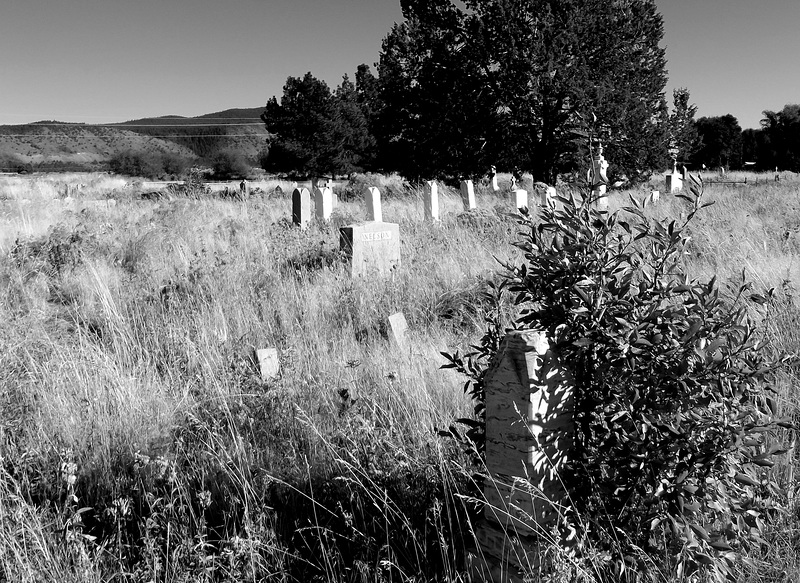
[378,0,670,184]
[691,115,743,170]
[261,71,376,177]
[669,88,700,165]
[761,104,800,171]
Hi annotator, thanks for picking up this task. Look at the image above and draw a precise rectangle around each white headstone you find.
[460,180,476,210]
[544,186,556,207]
[314,187,333,221]
[665,173,683,193]
[388,312,409,353]
[292,188,312,227]
[256,348,280,381]
[478,330,574,577]
[513,189,528,212]
[366,186,382,222]
[424,181,440,222]
[650,190,660,203]
[490,166,499,192]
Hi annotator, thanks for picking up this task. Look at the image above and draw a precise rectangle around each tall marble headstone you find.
[366,187,382,222]
[460,180,476,211]
[292,188,312,227]
[424,181,440,222]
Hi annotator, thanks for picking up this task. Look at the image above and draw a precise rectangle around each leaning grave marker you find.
[314,186,333,221]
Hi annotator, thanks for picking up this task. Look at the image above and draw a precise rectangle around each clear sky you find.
[0,0,798,129]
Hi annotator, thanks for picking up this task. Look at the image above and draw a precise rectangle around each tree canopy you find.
[262,0,673,183]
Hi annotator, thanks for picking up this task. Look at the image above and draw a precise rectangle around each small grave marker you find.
[340,221,401,277]
[589,144,609,211]
[314,187,333,221]
[388,312,409,352]
[366,187,382,222]
[666,160,683,193]
[490,166,500,192]
[256,348,280,381]
[513,189,528,212]
[292,188,312,227]
[460,180,476,210]
[424,181,440,222]
[650,190,660,203]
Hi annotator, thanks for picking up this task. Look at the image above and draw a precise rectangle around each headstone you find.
[256,348,280,381]
[424,181,440,222]
[650,190,660,203]
[388,312,409,352]
[460,180,476,210]
[477,330,574,581]
[513,189,528,212]
[680,166,688,181]
[340,221,401,277]
[544,186,556,207]
[314,187,333,221]
[292,188,312,227]
[366,187,382,222]
[490,166,499,192]
[589,144,609,211]
[240,179,249,196]
[666,160,683,193]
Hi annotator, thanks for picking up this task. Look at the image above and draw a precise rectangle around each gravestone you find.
[545,187,556,207]
[665,161,683,193]
[388,312,409,352]
[650,190,660,203]
[292,188,312,227]
[476,330,575,582]
[680,165,688,181]
[366,187,382,222]
[314,187,333,221]
[424,181,440,222]
[256,348,280,381]
[460,180,476,210]
[340,221,401,277]
[513,189,528,212]
[240,179,249,196]
[589,144,609,211]
[490,166,500,192]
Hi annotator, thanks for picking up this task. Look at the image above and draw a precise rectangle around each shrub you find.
[446,177,793,581]
[210,150,251,180]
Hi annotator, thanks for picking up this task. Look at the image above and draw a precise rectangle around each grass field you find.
[1,171,800,582]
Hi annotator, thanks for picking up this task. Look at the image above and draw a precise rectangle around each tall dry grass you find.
[1,171,799,582]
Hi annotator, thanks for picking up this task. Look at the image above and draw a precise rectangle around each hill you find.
[0,107,269,171]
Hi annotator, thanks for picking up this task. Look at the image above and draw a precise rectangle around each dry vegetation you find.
[1,171,800,582]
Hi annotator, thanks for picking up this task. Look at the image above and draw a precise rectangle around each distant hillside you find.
[0,107,269,170]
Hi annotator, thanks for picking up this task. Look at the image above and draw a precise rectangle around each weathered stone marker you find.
[388,312,409,352]
[650,190,660,203]
[366,187,383,222]
[666,161,683,193]
[513,189,528,212]
[476,330,574,582]
[314,187,333,221]
[460,179,476,210]
[340,221,401,277]
[424,181,440,222]
[490,166,500,192]
[292,187,312,227]
[256,348,280,381]
[546,186,556,206]
[589,144,609,211]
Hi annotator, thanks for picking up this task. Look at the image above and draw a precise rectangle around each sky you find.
[0,0,798,129]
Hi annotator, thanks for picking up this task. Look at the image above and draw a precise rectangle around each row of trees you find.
[661,101,800,173]
[262,0,674,184]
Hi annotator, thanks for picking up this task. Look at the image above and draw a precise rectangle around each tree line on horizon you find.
[262,0,673,186]
[260,1,800,185]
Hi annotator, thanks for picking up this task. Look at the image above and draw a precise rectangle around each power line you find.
[12,122,265,128]
[0,134,264,138]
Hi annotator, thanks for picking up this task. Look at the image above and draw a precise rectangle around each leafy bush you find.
[446,178,792,581]
[109,149,192,179]
[210,149,251,180]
